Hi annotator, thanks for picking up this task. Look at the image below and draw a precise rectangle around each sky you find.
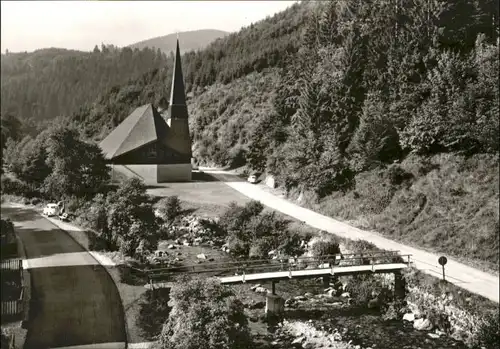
[1,0,298,53]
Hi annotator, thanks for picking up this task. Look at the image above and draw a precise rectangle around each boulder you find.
[167,244,176,249]
[251,284,262,291]
[294,295,307,301]
[249,301,266,309]
[327,289,336,297]
[304,292,314,298]
[428,333,440,339]
[367,298,380,309]
[292,336,305,344]
[402,313,415,322]
[254,287,268,294]
[340,292,350,298]
[196,253,207,260]
[414,318,433,331]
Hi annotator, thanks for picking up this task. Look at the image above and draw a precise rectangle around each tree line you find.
[247,0,499,197]
[2,0,498,200]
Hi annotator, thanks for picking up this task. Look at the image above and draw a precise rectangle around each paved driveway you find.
[1,205,126,349]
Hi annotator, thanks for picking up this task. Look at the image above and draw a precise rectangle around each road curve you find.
[202,169,499,303]
[1,205,126,349]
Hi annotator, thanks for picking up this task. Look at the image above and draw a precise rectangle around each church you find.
[99,39,192,183]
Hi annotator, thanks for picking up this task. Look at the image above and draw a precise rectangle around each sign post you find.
[438,256,447,281]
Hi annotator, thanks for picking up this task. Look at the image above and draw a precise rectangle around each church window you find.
[146,147,157,158]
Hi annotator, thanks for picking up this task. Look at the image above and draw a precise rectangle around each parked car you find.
[247,174,258,184]
[58,212,70,222]
[42,203,62,217]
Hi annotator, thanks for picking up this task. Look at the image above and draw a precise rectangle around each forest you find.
[1,0,499,271]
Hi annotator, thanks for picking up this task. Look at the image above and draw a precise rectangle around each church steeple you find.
[169,39,187,114]
[165,38,191,157]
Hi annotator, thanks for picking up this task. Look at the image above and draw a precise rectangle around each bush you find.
[277,232,304,257]
[0,175,39,198]
[118,262,147,285]
[63,195,88,216]
[347,274,393,309]
[156,196,182,224]
[310,235,341,257]
[138,288,172,340]
[472,309,500,349]
[1,328,12,349]
[227,235,250,258]
[159,278,251,349]
[385,164,414,186]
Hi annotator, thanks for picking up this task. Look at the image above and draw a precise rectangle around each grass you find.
[302,153,499,275]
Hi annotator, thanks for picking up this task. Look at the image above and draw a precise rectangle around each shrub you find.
[277,232,305,257]
[1,328,11,349]
[0,175,39,198]
[385,164,414,186]
[159,278,251,349]
[29,197,42,205]
[118,262,147,285]
[310,235,341,257]
[63,195,88,216]
[227,236,249,258]
[138,288,172,340]
[472,309,499,349]
[248,243,266,259]
[156,196,182,224]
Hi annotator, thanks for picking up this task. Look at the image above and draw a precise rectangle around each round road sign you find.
[438,256,447,266]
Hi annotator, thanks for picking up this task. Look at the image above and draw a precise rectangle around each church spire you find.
[169,38,187,109]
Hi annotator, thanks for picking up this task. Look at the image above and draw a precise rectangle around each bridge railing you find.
[146,251,411,281]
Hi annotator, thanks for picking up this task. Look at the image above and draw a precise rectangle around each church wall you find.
[157,163,192,182]
[111,164,158,185]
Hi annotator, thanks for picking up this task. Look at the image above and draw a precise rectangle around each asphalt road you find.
[1,205,126,349]
[202,168,500,303]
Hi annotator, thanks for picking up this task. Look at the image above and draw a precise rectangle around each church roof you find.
[169,39,187,108]
[99,39,190,160]
[99,104,168,160]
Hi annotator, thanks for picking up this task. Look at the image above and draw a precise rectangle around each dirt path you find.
[202,169,499,303]
[1,205,127,349]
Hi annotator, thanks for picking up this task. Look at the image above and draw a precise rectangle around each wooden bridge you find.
[145,250,411,285]
[144,251,411,314]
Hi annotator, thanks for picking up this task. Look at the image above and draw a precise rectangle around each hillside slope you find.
[2,0,498,275]
[128,29,229,54]
[1,46,168,124]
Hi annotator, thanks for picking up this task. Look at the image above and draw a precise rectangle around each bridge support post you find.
[394,271,406,300]
[265,293,284,317]
[322,276,330,289]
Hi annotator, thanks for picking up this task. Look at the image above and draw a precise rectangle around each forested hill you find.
[0,1,310,137]
[1,0,499,272]
[1,44,169,125]
[59,1,312,140]
[128,29,229,54]
[60,0,497,273]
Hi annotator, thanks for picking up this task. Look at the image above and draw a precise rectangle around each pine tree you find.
[318,0,338,47]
